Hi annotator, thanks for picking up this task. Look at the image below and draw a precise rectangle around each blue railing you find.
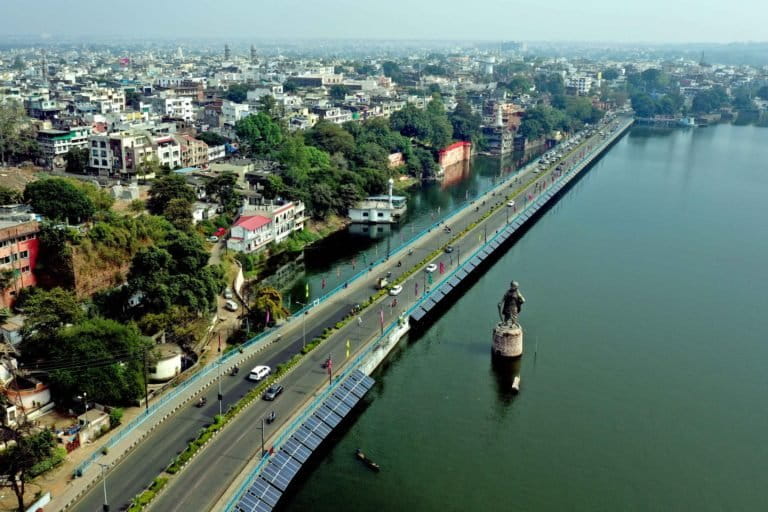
[223,119,633,511]
[78,118,631,480]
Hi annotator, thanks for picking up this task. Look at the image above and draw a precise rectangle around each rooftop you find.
[232,215,272,231]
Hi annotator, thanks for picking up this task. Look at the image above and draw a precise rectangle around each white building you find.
[146,96,194,121]
[36,127,90,164]
[244,200,306,244]
[222,101,250,126]
[227,215,273,253]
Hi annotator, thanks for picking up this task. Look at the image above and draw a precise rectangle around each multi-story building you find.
[221,101,250,126]
[311,106,353,125]
[145,96,194,121]
[227,215,273,253]
[36,126,90,164]
[74,88,125,114]
[175,134,209,168]
[88,131,154,178]
[243,199,306,244]
[154,135,182,169]
[0,210,40,307]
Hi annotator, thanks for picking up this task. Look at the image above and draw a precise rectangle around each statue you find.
[498,281,525,326]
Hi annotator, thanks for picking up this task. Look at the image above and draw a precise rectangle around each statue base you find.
[492,322,523,358]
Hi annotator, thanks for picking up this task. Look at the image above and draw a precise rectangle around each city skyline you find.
[1,0,766,44]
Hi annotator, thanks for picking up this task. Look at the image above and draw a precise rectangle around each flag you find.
[305,282,310,299]
[265,310,270,325]
[379,309,384,334]
[326,358,332,375]
[439,261,445,274]
[415,282,419,296]
[478,233,482,243]
[218,332,221,353]
[346,339,350,359]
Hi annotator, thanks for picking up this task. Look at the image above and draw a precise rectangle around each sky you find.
[1,0,766,43]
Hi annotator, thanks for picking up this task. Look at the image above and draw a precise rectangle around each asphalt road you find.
[73,117,626,512]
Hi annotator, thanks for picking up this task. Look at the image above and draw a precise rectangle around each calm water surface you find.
[283,124,768,511]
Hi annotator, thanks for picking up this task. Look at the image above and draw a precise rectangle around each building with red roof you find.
[226,215,273,253]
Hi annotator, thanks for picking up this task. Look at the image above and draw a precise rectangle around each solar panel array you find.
[234,370,375,512]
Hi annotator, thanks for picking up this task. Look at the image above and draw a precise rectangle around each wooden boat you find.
[355,449,380,472]
[512,376,521,393]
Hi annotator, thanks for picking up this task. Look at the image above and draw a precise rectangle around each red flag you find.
[439,261,445,274]
[327,360,332,375]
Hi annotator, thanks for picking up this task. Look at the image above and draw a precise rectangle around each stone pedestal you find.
[492,322,523,358]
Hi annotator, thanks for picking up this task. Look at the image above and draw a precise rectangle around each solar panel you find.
[261,453,301,491]
[333,388,358,408]
[246,477,282,507]
[303,415,332,439]
[280,437,313,464]
[313,405,343,428]
[324,394,353,417]
[409,309,426,322]
[293,424,323,450]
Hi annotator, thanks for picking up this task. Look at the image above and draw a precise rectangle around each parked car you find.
[249,365,271,382]
[425,263,437,273]
[262,384,284,401]
[389,284,403,296]
[507,201,515,208]
[444,245,454,253]
[225,300,238,312]
[223,288,233,299]
[207,235,219,243]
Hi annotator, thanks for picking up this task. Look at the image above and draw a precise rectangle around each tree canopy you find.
[0,427,57,512]
[147,174,196,216]
[24,178,96,224]
[234,113,283,156]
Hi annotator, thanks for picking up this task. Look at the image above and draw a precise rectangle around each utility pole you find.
[97,463,109,511]
[217,347,223,417]
[143,348,149,413]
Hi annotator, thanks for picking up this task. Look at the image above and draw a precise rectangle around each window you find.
[92,141,98,147]
[377,212,384,217]
[102,159,108,166]
[362,212,369,217]
[92,149,98,156]
[21,266,30,273]
[100,141,106,148]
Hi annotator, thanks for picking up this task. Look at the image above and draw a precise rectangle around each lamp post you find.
[97,462,109,511]
[255,417,266,457]
[77,392,88,427]
[296,301,308,348]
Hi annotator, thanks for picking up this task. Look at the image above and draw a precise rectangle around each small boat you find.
[355,449,380,472]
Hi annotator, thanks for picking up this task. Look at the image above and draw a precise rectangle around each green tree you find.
[449,99,482,142]
[163,198,193,231]
[64,147,89,174]
[234,113,283,156]
[20,287,83,359]
[48,317,152,404]
[352,142,389,169]
[505,75,534,95]
[602,68,620,80]
[259,95,278,118]
[391,104,433,141]
[196,131,228,146]
[147,174,196,215]
[224,83,249,103]
[691,87,729,115]
[306,121,356,156]
[329,84,350,100]
[0,185,22,204]
[631,93,658,118]
[205,172,240,212]
[0,427,56,512]
[382,61,403,82]
[24,178,96,223]
[757,86,768,101]
[245,285,289,330]
[137,155,162,182]
[0,99,30,165]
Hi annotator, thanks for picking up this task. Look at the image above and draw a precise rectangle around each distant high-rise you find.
[250,45,257,64]
[41,50,48,84]
[224,44,231,60]
[176,46,184,60]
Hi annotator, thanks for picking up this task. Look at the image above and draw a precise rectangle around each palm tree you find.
[246,285,289,330]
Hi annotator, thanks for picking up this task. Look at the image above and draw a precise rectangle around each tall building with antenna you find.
[224,44,231,60]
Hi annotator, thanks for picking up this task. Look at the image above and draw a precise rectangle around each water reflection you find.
[490,354,522,404]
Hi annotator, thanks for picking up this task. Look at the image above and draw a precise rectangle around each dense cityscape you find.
[0,12,767,512]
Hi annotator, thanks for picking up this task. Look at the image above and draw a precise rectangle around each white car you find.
[249,365,271,382]
[389,284,403,296]
[207,235,218,243]
[425,263,437,273]
[224,300,238,312]
[223,288,233,299]
[507,201,515,207]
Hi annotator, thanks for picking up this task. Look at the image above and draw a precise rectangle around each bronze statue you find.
[498,281,525,326]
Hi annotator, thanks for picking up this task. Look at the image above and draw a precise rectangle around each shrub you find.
[109,407,124,428]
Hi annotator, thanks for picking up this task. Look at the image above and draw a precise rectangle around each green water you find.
[283,124,768,511]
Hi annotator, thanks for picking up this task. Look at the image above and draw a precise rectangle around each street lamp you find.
[97,462,109,511]
[296,301,308,348]
[77,392,88,426]
[255,417,267,457]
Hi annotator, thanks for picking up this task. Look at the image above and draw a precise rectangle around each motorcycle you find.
[408,249,414,256]
[266,411,277,424]
[230,366,239,376]
[196,397,207,408]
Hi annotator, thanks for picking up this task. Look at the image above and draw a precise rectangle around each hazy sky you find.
[1,0,766,43]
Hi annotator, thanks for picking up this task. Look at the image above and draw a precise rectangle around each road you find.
[72,116,625,512]
[148,117,630,512]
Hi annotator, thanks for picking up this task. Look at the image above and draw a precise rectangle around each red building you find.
[0,220,40,307]
[438,141,472,168]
